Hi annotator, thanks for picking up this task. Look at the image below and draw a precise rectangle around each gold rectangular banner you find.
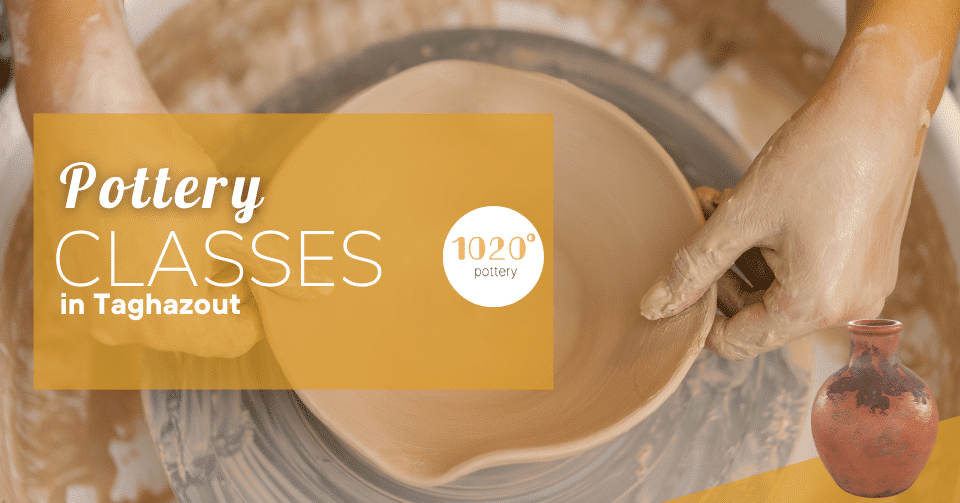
[33,113,553,389]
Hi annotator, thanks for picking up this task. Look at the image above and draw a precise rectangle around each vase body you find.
[811,319,938,497]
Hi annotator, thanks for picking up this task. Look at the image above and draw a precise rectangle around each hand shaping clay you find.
[282,60,715,486]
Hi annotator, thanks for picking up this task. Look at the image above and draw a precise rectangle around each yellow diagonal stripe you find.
[668,415,960,503]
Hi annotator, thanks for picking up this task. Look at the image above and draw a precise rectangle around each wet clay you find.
[0,199,173,503]
[289,60,715,487]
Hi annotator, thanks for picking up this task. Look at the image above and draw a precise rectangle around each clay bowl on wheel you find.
[262,60,716,487]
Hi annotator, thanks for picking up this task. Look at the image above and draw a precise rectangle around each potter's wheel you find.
[144,29,810,502]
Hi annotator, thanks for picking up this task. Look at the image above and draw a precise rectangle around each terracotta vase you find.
[811,319,938,497]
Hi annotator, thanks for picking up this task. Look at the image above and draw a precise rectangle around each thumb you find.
[639,202,759,320]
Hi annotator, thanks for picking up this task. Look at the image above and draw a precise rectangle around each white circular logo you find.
[442,206,545,307]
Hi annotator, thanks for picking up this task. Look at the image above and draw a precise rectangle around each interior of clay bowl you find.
[275,60,716,486]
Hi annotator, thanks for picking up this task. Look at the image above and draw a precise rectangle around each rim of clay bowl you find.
[292,60,717,487]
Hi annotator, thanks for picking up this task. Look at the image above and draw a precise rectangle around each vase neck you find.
[845,319,903,365]
[848,332,900,365]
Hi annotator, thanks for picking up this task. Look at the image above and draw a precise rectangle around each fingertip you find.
[704,313,728,353]
[694,186,721,218]
[706,312,760,361]
[639,279,671,320]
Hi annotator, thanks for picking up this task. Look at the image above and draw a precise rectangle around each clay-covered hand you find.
[8,0,323,357]
[639,26,939,360]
